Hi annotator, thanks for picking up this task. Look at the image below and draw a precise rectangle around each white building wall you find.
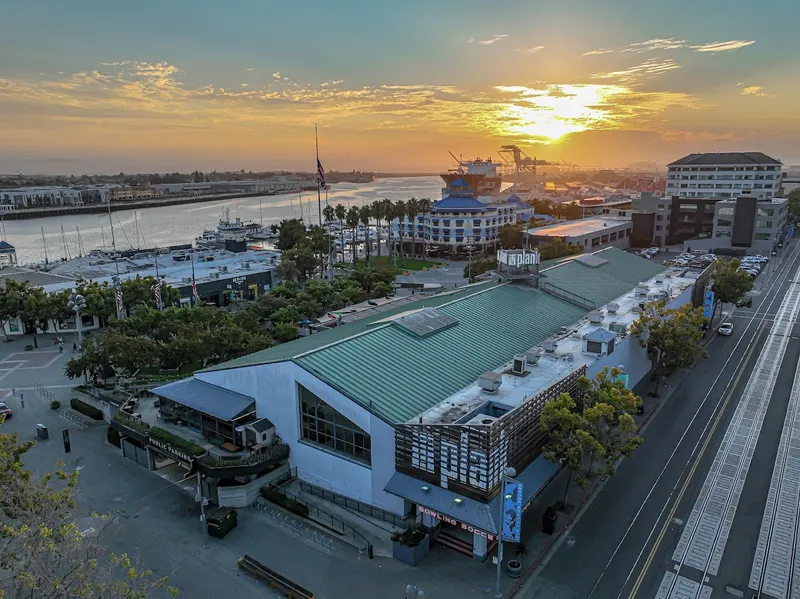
[196,361,405,515]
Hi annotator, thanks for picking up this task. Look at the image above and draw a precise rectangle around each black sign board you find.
[62,429,71,454]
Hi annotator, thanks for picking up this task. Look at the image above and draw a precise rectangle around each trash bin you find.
[36,424,49,440]
[542,506,558,535]
[206,507,238,539]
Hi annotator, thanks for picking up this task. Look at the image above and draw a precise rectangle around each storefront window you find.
[299,385,371,465]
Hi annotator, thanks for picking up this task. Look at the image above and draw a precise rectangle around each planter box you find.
[392,533,430,566]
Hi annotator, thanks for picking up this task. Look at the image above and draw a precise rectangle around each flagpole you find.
[190,254,199,307]
[315,123,322,227]
[154,251,162,311]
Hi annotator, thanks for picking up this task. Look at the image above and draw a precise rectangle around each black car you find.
[0,402,12,419]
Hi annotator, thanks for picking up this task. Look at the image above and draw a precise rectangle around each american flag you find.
[190,257,199,302]
[153,281,161,308]
[115,288,123,314]
[317,158,326,189]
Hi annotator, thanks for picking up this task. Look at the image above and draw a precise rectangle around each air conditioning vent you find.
[632,304,642,313]
[478,371,502,393]
[609,321,628,333]
[588,310,604,324]
[511,354,526,376]
[635,283,649,296]
[542,340,558,353]
[607,302,620,314]
[525,348,543,365]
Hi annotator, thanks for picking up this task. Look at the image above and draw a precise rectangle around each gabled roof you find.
[506,194,522,202]
[583,328,617,343]
[450,177,470,188]
[248,417,275,433]
[0,241,15,251]
[153,378,254,421]
[540,247,667,307]
[668,152,781,167]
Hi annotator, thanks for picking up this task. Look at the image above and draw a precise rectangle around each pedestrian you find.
[72,342,78,353]
[59,342,63,354]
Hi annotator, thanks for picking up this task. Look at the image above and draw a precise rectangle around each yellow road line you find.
[628,323,767,598]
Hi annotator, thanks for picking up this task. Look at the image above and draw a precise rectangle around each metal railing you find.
[298,480,412,529]
[267,474,374,558]
[540,281,596,310]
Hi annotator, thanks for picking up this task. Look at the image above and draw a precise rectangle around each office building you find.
[665,152,782,200]
[524,217,632,250]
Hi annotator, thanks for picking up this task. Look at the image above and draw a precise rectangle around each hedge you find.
[70,398,104,420]
[147,427,206,457]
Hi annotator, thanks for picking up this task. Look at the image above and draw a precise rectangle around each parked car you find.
[718,322,734,336]
[0,402,11,419]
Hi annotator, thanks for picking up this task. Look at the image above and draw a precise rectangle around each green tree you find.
[359,205,372,265]
[464,258,495,279]
[0,425,179,598]
[334,204,347,264]
[394,200,406,260]
[418,198,431,258]
[631,302,708,395]
[273,322,300,343]
[787,189,800,216]
[710,258,753,321]
[120,275,180,310]
[346,206,361,264]
[42,289,72,334]
[498,224,523,249]
[372,281,394,297]
[271,306,301,324]
[0,280,31,342]
[20,286,48,342]
[276,257,300,283]
[276,218,307,251]
[406,198,420,258]
[370,200,386,258]
[75,279,115,322]
[539,238,583,261]
[540,393,602,508]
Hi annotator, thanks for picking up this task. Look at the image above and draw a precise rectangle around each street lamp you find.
[494,466,517,599]
[67,293,86,345]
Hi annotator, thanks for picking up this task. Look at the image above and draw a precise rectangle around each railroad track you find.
[655,256,800,599]
[748,340,800,599]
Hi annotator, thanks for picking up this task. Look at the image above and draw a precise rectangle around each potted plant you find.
[50,399,61,410]
[391,526,430,566]
[507,543,528,578]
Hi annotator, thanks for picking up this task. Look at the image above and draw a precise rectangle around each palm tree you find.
[418,197,431,259]
[322,204,336,274]
[359,204,372,265]
[346,206,360,265]
[371,200,385,259]
[394,200,406,265]
[384,200,395,266]
[334,204,347,265]
[406,198,420,259]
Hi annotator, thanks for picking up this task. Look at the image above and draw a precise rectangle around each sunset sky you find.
[1,0,799,174]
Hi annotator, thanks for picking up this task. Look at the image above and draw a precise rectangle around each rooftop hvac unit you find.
[607,302,620,314]
[212,272,220,279]
[632,304,642,313]
[635,283,649,296]
[655,276,664,284]
[478,371,502,393]
[588,310,604,324]
[181,277,192,283]
[559,326,569,335]
[242,261,251,269]
[220,266,228,273]
[525,348,543,365]
[609,321,628,333]
[560,352,574,362]
[542,340,558,353]
[512,354,526,376]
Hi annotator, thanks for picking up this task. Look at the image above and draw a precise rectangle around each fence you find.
[298,481,413,529]
[267,472,374,558]
[252,498,335,555]
[539,280,596,310]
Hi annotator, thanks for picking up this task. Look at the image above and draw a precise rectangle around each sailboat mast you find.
[76,226,83,257]
[134,211,140,249]
[61,225,70,260]
[259,200,263,227]
[41,227,48,264]
[0,216,6,241]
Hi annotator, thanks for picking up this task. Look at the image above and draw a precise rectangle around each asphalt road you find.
[527,239,800,599]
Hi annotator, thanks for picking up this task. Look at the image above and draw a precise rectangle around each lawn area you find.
[353,255,442,271]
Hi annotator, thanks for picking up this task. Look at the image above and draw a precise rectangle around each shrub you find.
[24,345,34,351]
[147,427,206,457]
[391,528,425,547]
[50,400,61,410]
[259,487,309,518]
[70,397,104,420]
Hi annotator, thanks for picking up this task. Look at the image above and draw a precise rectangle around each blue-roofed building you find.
[0,240,16,266]
[393,178,521,257]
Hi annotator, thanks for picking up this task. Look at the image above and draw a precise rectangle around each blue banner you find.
[703,290,715,319]
[501,478,524,542]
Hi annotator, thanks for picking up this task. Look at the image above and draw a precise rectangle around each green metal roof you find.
[539,247,667,307]
[295,285,587,424]
[204,281,499,371]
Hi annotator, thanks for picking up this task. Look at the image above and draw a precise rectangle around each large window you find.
[756,220,773,229]
[299,385,371,465]
[718,207,735,216]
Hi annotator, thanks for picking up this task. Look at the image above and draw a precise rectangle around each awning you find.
[153,378,254,422]
[384,454,561,535]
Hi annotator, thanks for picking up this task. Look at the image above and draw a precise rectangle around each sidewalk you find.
[506,365,693,597]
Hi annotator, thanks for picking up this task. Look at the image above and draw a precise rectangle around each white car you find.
[718,322,734,336]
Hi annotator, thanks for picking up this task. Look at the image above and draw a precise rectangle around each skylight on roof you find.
[575,254,608,268]
[393,307,459,337]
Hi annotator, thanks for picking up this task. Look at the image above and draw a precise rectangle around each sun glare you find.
[494,84,627,142]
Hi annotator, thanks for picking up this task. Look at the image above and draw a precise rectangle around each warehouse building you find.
[524,217,632,250]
